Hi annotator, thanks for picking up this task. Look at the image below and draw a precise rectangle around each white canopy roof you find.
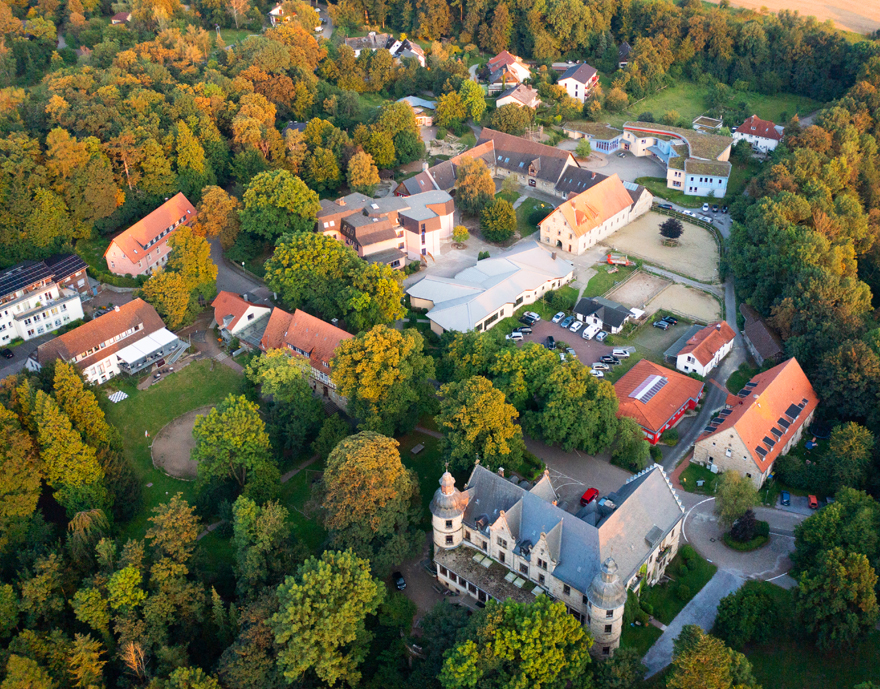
[115,327,178,364]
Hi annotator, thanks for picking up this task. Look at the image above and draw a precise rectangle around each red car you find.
[580,488,599,506]
[808,495,819,509]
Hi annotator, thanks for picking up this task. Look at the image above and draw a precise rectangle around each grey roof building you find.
[431,463,685,658]
[573,296,634,331]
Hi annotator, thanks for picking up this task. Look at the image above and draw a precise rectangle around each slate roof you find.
[559,62,598,85]
[554,168,608,196]
[618,42,631,60]
[737,115,783,141]
[478,128,575,185]
[572,296,632,329]
[740,303,784,362]
[614,359,704,434]
[677,321,736,366]
[497,84,540,107]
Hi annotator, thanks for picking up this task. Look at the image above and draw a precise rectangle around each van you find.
[612,349,630,359]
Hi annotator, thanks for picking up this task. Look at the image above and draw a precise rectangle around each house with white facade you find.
[537,174,652,255]
[485,50,532,93]
[674,321,735,377]
[211,291,273,350]
[572,296,634,334]
[733,115,784,152]
[430,463,685,658]
[408,243,573,335]
[27,299,181,384]
[558,62,599,103]
[496,84,542,109]
[0,257,86,344]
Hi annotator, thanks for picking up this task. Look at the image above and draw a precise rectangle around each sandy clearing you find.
[605,271,672,309]
[151,404,215,480]
[645,284,721,323]
[704,0,879,35]
[604,212,720,284]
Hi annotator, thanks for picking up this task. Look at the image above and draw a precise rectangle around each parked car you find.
[393,572,406,590]
[569,321,584,333]
[702,203,710,212]
[0,348,12,359]
[560,316,575,328]
[580,488,599,505]
[712,204,719,213]
[600,355,620,365]
[558,352,566,362]
[824,496,835,506]
[590,369,604,378]
[612,348,630,358]
[519,316,536,326]
[546,335,555,348]
[661,316,678,325]
[700,215,713,224]
[617,152,626,158]
[657,203,673,210]
[566,347,576,358]
[591,362,609,371]
[524,311,541,321]
[780,491,791,506]
[682,210,695,217]
[721,205,729,213]
[551,311,566,323]
[808,495,819,509]
[506,332,523,341]
[653,320,670,330]
[595,331,609,342]
[514,326,533,334]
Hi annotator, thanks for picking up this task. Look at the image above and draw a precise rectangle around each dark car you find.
[661,316,678,325]
[653,320,669,330]
[600,355,620,365]
[0,348,12,359]
[519,315,536,326]
[393,572,406,590]
[580,487,599,505]
[657,203,674,210]
[546,335,555,349]
[712,204,719,213]
[721,206,729,214]
[560,316,575,328]
[780,491,791,506]
[514,326,533,334]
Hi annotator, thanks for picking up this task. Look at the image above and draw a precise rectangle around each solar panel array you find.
[0,262,52,299]
[630,375,669,403]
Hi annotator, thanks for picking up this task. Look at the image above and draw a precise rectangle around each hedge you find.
[722,532,769,552]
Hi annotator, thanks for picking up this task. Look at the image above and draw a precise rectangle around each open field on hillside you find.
[704,0,880,35]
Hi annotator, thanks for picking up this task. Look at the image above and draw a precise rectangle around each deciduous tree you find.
[452,225,469,244]
[455,157,494,214]
[668,625,759,689]
[240,169,321,240]
[195,186,241,250]
[612,416,651,471]
[824,422,874,491]
[487,103,533,135]
[715,471,758,527]
[52,362,111,447]
[141,270,192,330]
[458,79,486,122]
[660,217,683,241]
[0,405,41,552]
[232,496,298,599]
[480,198,516,243]
[346,151,380,195]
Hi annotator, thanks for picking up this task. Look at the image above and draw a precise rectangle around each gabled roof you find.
[737,115,783,141]
[44,253,88,283]
[34,299,165,367]
[497,84,541,106]
[0,260,52,300]
[614,360,704,434]
[618,41,631,59]
[559,62,597,85]
[545,175,635,238]
[105,193,196,264]
[699,358,818,474]
[740,304,784,361]
[678,321,736,366]
[554,168,608,196]
[487,50,520,70]
[261,307,353,375]
[572,296,632,328]
[478,129,575,185]
[211,291,269,333]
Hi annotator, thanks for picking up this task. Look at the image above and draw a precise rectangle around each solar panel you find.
[703,426,714,433]
[784,404,802,420]
[777,417,790,429]
[0,261,52,299]
[762,436,776,449]
[743,381,757,389]
[719,409,732,417]
[770,427,783,438]
[755,446,767,457]
[800,397,809,407]
[737,390,748,398]
[635,376,668,403]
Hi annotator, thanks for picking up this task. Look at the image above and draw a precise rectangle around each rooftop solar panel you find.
[778,417,790,429]
[719,409,732,417]
[0,262,52,299]
[737,390,748,398]
[762,436,776,449]
[755,446,767,457]
[771,427,783,438]
[784,404,802,420]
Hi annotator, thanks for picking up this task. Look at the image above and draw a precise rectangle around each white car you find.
[582,323,601,340]
[612,349,631,359]
[595,331,609,342]
[702,203,710,212]
[591,362,609,371]
[569,321,584,333]
[506,332,523,341]
[524,311,541,321]
[590,369,605,378]
[551,311,566,323]
[558,352,566,362]
[682,210,695,217]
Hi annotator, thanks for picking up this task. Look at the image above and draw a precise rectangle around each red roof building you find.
[675,321,736,377]
[692,359,818,487]
[733,115,784,152]
[614,360,704,444]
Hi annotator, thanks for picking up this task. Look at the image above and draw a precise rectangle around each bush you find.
[403,261,421,275]
[436,127,447,140]
[480,198,517,243]
[477,251,490,260]
[649,445,662,462]
[722,533,769,551]
[636,610,650,625]
[756,520,770,538]
[638,112,655,122]
[730,509,758,542]
[678,564,688,577]
[624,589,640,625]
[661,428,680,445]
[641,601,654,616]
[677,585,692,601]
[680,544,696,561]
[687,558,698,571]
[547,288,577,313]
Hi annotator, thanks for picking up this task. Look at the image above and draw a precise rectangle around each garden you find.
[640,545,717,625]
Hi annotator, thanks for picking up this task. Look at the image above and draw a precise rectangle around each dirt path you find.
[605,270,672,309]
[151,404,216,480]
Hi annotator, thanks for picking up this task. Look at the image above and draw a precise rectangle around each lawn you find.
[602,80,823,129]
[103,360,245,540]
[76,236,111,272]
[726,362,759,394]
[678,462,719,495]
[216,28,256,47]
[621,621,663,657]
[516,197,552,237]
[396,431,445,528]
[583,264,637,298]
[641,552,718,625]
[278,459,328,554]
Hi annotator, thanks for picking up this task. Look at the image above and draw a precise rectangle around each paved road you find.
[642,569,744,676]
[209,239,273,303]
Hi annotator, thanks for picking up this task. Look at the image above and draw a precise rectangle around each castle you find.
[429,463,685,657]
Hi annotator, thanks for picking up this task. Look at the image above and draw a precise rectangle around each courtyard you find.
[645,284,722,323]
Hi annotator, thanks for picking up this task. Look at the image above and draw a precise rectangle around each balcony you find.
[14,290,79,322]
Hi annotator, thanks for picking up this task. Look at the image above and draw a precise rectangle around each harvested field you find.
[705,0,879,35]
[646,284,721,323]
[605,270,672,309]
[604,212,720,283]
[151,405,215,480]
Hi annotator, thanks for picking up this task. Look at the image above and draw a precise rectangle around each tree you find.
[795,547,879,650]
[0,405,41,552]
[612,416,651,471]
[240,169,321,240]
[439,596,591,689]
[452,225,469,245]
[668,625,759,689]
[715,471,758,527]
[455,157,495,214]
[245,349,311,404]
[192,395,274,488]
[714,581,781,649]
[441,331,501,382]
[305,147,341,193]
[166,667,222,689]
[146,493,201,564]
[1,655,57,689]
[165,225,218,300]
[195,186,241,250]
[435,91,466,129]
[593,646,647,689]
[575,139,592,159]
[312,414,351,461]
[232,496,298,598]
[0,585,18,640]
[346,151,380,195]
[141,270,191,330]
[332,326,436,435]
[824,422,874,491]
[487,103,534,136]
[480,198,516,243]
[729,509,758,542]
[271,549,384,687]
[660,217,683,241]
[458,79,486,122]
[437,376,524,471]
[52,362,110,446]
[343,261,407,332]
[605,87,629,112]
[67,633,106,689]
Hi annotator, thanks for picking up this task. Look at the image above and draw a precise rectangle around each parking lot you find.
[517,318,614,365]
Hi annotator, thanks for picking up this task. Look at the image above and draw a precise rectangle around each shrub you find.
[649,445,662,462]
[730,509,758,542]
[436,127,447,140]
[677,585,691,601]
[640,601,654,616]
[680,544,696,561]
[636,610,650,625]
[480,198,516,243]
[638,112,655,122]
[687,558,698,571]
[722,533,769,551]
[624,590,640,625]
[678,564,688,577]
[477,251,490,260]
[756,520,770,538]
[661,428,679,445]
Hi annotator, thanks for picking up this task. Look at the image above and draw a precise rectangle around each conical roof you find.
[429,471,469,518]
[587,557,626,610]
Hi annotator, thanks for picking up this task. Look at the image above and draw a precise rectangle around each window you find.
[519,563,528,575]
[445,519,453,529]
[445,535,453,545]
[746,472,752,478]
[606,609,613,618]
[497,537,507,549]
[582,595,589,605]
[499,552,505,564]
[537,558,548,570]
[439,565,448,576]
[481,541,487,551]
[538,574,545,585]
[563,584,570,596]
[602,646,610,656]
[247,313,254,321]
[464,530,471,542]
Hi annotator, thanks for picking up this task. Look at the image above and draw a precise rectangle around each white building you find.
[496,84,542,109]
[407,243,574,335]
[572,297,635,335]
[733,114,784,152]
[430,463,685,658]
[674,321,736,377]
[558,63,599,103]
[0,258,86,344]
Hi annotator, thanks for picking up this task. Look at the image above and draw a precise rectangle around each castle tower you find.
[586,557,627,658]
[429,471,468,550]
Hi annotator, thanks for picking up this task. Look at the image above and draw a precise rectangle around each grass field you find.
[76,236,111,272]
[726,362,759,393]
[679,462,720,494]
[603,80,823,129]
[104,360,245,540]
[516,197,551,237]
[641,552,718,624]
[621,622,663,657]
[216,28,256,47]
[278,458,328,554]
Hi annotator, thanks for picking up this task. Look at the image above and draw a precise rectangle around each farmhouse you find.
[431,462,684,658]
[27,299,182,384]
[485,50,532,93]
[477,128,580,196]
[674,321,736,377]
[537,174,652,255]
[407,242,573,335]
[558,62,599,103]
[104,193,196,277]
[614,360,704,444]
[692,359,818,488]
[733,114,784,152]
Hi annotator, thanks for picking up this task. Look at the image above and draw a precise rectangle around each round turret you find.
[586,557,627,658]
[430,471,469,550]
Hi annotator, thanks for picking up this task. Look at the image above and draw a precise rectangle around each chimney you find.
[498,467,504,477]
[551,252,557,260]
[242,293,248,301]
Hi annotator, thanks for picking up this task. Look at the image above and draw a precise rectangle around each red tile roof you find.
[212,291,267,333]
[738,115,783,142]
[699,358,818,474]
[614,360,704,434]
[104,193,196,264]
[260,307,352,375]
[548,175,635,238]
[678,321,736,367]
[487,50,519,70]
